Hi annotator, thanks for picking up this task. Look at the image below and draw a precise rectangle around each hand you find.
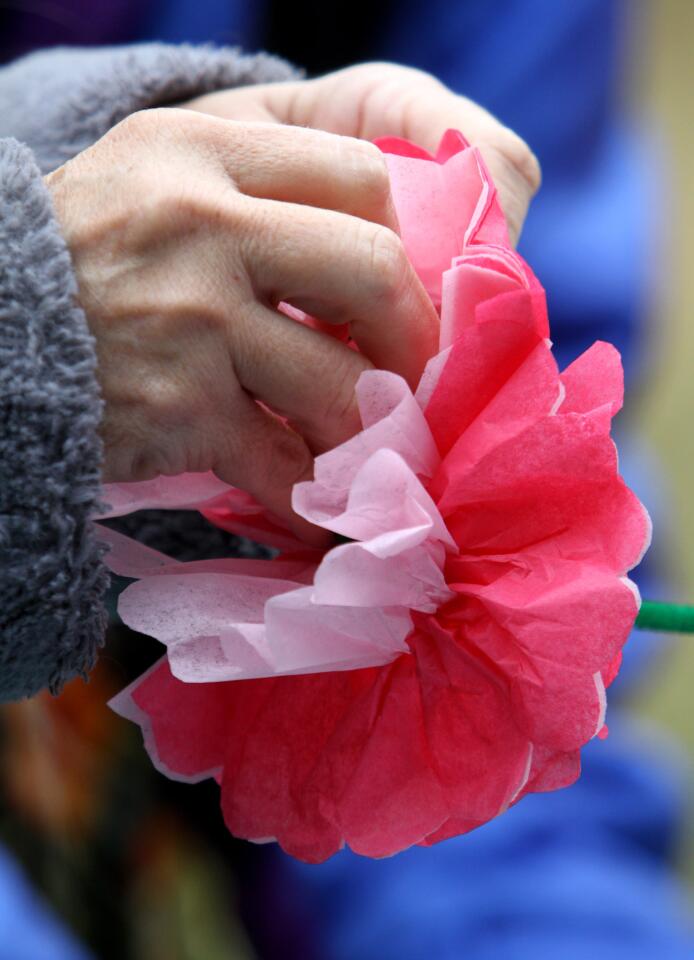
[46,107,438,541]
[185,62,541,246]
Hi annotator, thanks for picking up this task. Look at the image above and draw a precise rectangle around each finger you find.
[232,303,372,453]
[210,389,330,548]
[244,198,439,387]
[405,91,541,245]
[205,118,400,234]
[367,83,540,247]
[99,359,328,546]
[268,71,541,246]
[184,88,278,123]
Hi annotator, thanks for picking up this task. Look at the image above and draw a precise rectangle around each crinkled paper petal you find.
[423,290,547,457]
[295,448,453,547]
[111,659,230,782]
[108,129,652,864]
[312,538,452,612]
[379,138,508,303]
[99,471,231,518]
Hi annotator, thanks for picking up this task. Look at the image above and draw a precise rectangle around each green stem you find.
[635,600,694,633]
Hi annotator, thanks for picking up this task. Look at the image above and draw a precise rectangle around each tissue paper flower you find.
[100,131,651,863]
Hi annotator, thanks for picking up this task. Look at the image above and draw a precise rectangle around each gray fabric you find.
[0,137,107,701]
[0,44,297,702]
[0,43,297,173]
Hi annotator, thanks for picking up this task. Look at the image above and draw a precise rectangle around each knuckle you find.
[234,196,281,268]
[114,107,171,143]
[138,374,197,430]
[140,184,193,234]
[128,448,170,482]
[147,179,244,237]
[364,225,409,302]
[266,429,313,487]
[344,61,431,85]
[104,423,186,483]
[158,184,206,225]
[321,361,361,432]
[349,142,391,207]
[114,109,150,137]
[131,443,188,480]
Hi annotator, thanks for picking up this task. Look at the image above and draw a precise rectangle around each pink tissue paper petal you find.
[99,471,232,518]
[108,129,651,863]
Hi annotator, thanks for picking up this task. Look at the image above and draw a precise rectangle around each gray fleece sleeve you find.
[0,138,107,701]
[0,43,298,173]
[0,44,298,702]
